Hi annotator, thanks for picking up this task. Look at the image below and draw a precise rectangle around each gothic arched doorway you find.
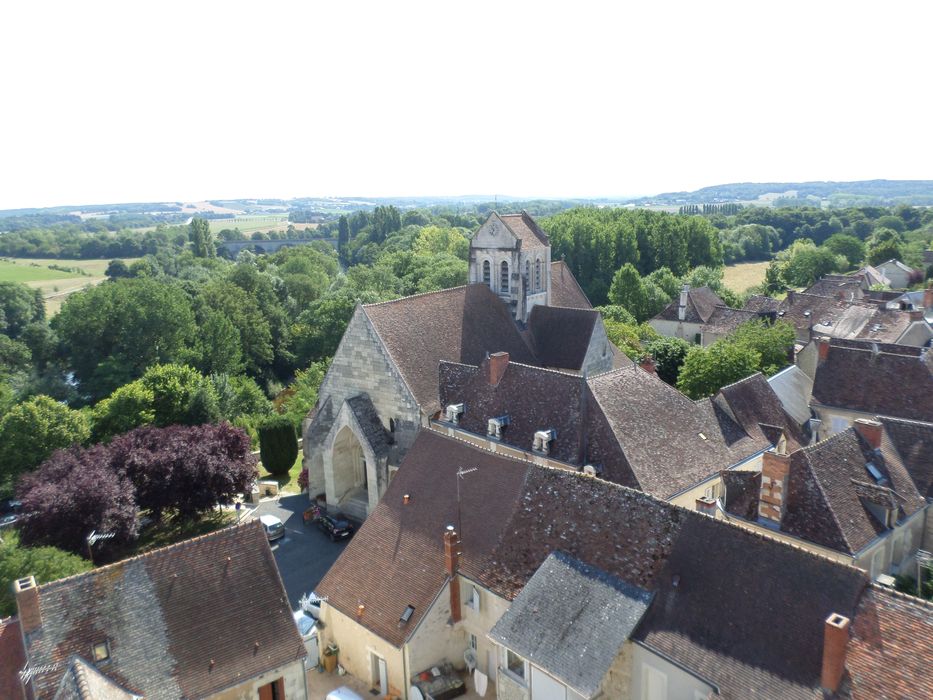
[332,425,367,502]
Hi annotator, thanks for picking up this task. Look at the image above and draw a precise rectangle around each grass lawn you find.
[258,451,304,494]
[208,214,289,235]
[131,509,238,556]
[0,257,138,315]
[723,261,770,293]
[0,258,83,283]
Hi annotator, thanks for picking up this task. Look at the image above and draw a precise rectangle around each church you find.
[302,211,620,519]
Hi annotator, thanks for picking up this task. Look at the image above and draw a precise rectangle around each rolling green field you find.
[0,257,137,314]
[208,214,289,234]
[723,261,770,293]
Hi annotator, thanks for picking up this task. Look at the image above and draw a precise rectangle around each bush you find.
[259,415,299,476]
[298,467,309,492]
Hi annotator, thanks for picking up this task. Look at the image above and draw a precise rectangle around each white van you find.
[259,514,285,541]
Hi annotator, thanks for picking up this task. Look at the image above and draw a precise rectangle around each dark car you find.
[317,513,354,542]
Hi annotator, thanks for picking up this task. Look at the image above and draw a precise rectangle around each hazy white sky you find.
[2,1,931,209]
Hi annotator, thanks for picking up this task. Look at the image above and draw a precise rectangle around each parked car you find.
[259,514,285,541]
[316,513,354,542]
[326,688,364,700]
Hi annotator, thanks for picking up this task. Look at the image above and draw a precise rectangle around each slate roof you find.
[315,431,532,648]
[22,522,305,699]
[526,305,599,370]
[549,261,592,309]
[499,212,549,249]
[841,586,933,699]
[767,365,814,425]
[811,341,933,421]
[652,286,724,324]
[779,291,869,339]
[877,417,933,499]
[778,428,926,555]
[363,284,537,415]
[54,658,140,700]
[346,394,391,458]
[0,617,25,700]
[438,359,589,465]
[488,552,652,699]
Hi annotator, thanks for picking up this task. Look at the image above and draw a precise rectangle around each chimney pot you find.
[821,613,850,693]
[14,576,41,637]
[853,419,883,450]
[695,496,717,517]
[817,337,831,362]
[357,603,365,618]
[486,352,510,386]
[403,494,411,505]
[639,354,657,375]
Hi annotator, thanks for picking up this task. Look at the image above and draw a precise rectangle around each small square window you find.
[506,649,525,680]
[470,633,477,651]
[92,641,110,662]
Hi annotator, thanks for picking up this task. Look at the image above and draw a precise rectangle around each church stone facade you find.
[303,211,615,520]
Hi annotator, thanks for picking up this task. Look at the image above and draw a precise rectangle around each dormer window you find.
[92,640,110,663]
[445,403,464,424]
[533,429,556,454]
[487,416,510,439]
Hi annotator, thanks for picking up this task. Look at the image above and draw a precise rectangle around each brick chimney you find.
[817,337,831,362]
[820,613,850,693]
[443,525,461,623]
[853,418,883,450]
[14,576,41,637]
[924,286,933,310]
[695,495,717,516]
[758,450,791,525]
[638,354,656,375]
[486,352,509,386]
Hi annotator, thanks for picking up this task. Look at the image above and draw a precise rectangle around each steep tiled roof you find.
[779,429,926,554]
[768,365,814,425]
[841,586,933,699]
[653,286,724,324]
[779,291,867,338]
[588,368,768,498]
[499,212,549,249]
[699,305,761,335]
[713,372,807,448]
[363,284,537,414]
[438,359,589,465]
[315,431,532,647]
[23,522,304,699]
[743,294,782,313]
[549,261,592,309]
[804,277,866,301]
[526,305,598,370]
[54,658,140,699]
[0,617,25,700]
[878,417,933,498]
[322,431,883,699]
[488,552,652,698]
[811,341,933,421]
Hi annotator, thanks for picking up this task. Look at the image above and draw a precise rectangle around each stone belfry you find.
[468,211,551,323]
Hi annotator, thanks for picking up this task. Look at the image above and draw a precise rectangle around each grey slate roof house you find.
[314,429,929,700]
[302,212,619,520]
[5,522,307,700]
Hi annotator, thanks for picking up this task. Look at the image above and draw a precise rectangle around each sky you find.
[1,1,932,210]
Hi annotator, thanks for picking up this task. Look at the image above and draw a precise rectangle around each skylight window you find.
[866,462,884,483]
[92,641,110,663]
[698,432,707,441]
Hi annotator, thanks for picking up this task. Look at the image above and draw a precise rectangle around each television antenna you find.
[456,467,478,542]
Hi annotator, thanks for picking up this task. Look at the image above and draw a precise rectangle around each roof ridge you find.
[422,427,542,468]
[869,582,933,610]
[877,416,933,428]
[715,371,766,394]
[362,284,470,308]
[36,521,260,592]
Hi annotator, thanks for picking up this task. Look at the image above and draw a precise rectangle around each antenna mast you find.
[456,466,478,541]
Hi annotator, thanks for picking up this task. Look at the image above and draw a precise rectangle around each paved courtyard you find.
[248,493,350,608]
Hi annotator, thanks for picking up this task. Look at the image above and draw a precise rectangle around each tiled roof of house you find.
[851,265,890,288]
[699,305,762,336]
[779,428,926,555]
[653,286,724,324]
[363,284,537,415]
[779,292,867,338]
[488,551,652,698]
[0,617,25,700]
[320,430,906,699]
[438,359,589,465]
[22,522,305,699]
[499,212,549,249]
[588,368,769,498]
[315,431,532,647]
[840,586,933,699]
[526,305,598,370]
[549,261,592,309]
[767,365,814,425]
[804,277,866,301]
[713,372,807,448]
[877,417,933,499]
[743,294,782,313]
[811,341,933,422]
[54,657,140,699]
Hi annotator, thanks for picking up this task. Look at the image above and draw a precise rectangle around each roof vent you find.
[445,403,464,424]
[487,416,509,439]
[399,605,415,625]
[533,429,556,454]
[582,464,599,477]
